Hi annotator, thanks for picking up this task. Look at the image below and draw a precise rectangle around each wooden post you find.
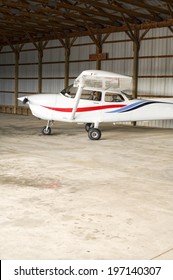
[38,43,43,94]
[5,40,23,114]
[14,49,20,114]
[59,37,77,88]
[96,34,102,70]
[125,27,150,126]
[126,27,150,99]
[26,34,48,94]
[96,46,102,70]
[37,41,48,93]
[64,41,70,88]
[87,28,110,70]
[126,28,140,99]
[132,30,140,99]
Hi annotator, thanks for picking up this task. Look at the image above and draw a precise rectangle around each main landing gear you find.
[41,121,102,140]
[42,120,54,135]
[85,123,102,140]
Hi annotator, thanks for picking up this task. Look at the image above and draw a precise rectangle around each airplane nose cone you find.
[18,96,29,104]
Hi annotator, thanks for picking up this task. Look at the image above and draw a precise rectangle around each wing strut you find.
[70,85,83,120]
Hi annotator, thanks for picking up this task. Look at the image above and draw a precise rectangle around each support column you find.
[14,49,20,113]
[126,27,150,98]
[96,34,102,70]
[37,41,48,94]
[125,27,150,125]
[6,42,23,114]
[26,33,48,94]
[87,29,110,70]
[38,44,43,94]
[64,43,70,88]
[132,30,140,99]
[59,37,77,88]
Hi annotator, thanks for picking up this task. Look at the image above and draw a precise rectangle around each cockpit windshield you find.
[61,84,76,98]
[61,84,133,101]
[121,92,134,100]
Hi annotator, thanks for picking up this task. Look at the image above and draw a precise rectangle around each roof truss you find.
[0,0,173,46]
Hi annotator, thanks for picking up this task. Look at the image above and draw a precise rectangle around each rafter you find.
[0,0,172,46]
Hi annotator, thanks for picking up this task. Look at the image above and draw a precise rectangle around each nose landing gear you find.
[42,126,51,135]
[41,120,54,135]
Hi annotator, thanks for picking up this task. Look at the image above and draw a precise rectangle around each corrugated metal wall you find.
[0,27,173,128]
[137,27,173,128]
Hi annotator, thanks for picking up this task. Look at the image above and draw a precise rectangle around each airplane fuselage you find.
[23,92,173,123]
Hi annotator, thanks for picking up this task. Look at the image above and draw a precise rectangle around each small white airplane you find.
[18,70,173,140]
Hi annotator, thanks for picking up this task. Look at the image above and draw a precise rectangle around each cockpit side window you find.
[89,91,102,101]
[105,92,124,102]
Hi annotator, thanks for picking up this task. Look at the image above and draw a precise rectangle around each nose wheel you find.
[41,120,53,135]
[42,126,51,135]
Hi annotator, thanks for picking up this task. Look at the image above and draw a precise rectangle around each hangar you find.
[0,0,173,259]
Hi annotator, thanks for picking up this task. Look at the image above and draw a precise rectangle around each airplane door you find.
[92,91,103,122]
[103,91,125,122]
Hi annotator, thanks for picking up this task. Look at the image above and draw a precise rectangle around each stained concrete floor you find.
[0,113,173,260]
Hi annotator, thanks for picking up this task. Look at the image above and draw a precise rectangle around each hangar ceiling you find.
[0,0,173,46]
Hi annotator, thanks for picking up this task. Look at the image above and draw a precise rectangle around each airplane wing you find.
[74,70,132,91]
[69,70,132,120]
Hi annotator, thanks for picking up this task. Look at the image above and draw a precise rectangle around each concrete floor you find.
[0,113,173,260]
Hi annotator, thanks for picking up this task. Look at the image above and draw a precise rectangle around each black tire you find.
[85,123,94,132]
[42,126,51,135]
[88,128,101,140]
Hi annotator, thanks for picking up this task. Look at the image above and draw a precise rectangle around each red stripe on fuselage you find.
[42,104,126,112]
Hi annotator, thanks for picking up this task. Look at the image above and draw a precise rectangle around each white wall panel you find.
[20,50,38,64]
[102,58,133,76]
[69,61,95,77]
[0,79,14,92]
[19,65,38,78]
[0,52,14,64]
[18,79,38,93]
[43,47,64,62]
[1,46,11,52]
[138,78,169,96]
[46,39,60,48]
[42,79,64,93]
[22,43,35,50]
[42,63,63,77]
[139,57,152,76]
[75,36,93,45]
[0,66,14,78]
[108,41,133,58]
[109,31,130,41]
[0,92,14,105]
[43,64,64,79]
[70,45,90,60]
[164,78,173,96]
[165,57,173,75]
[137,119,173,129]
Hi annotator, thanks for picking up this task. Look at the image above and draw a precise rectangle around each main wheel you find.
[42,126,51,135]
[85,123,94,132]
[88,128,101,140]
